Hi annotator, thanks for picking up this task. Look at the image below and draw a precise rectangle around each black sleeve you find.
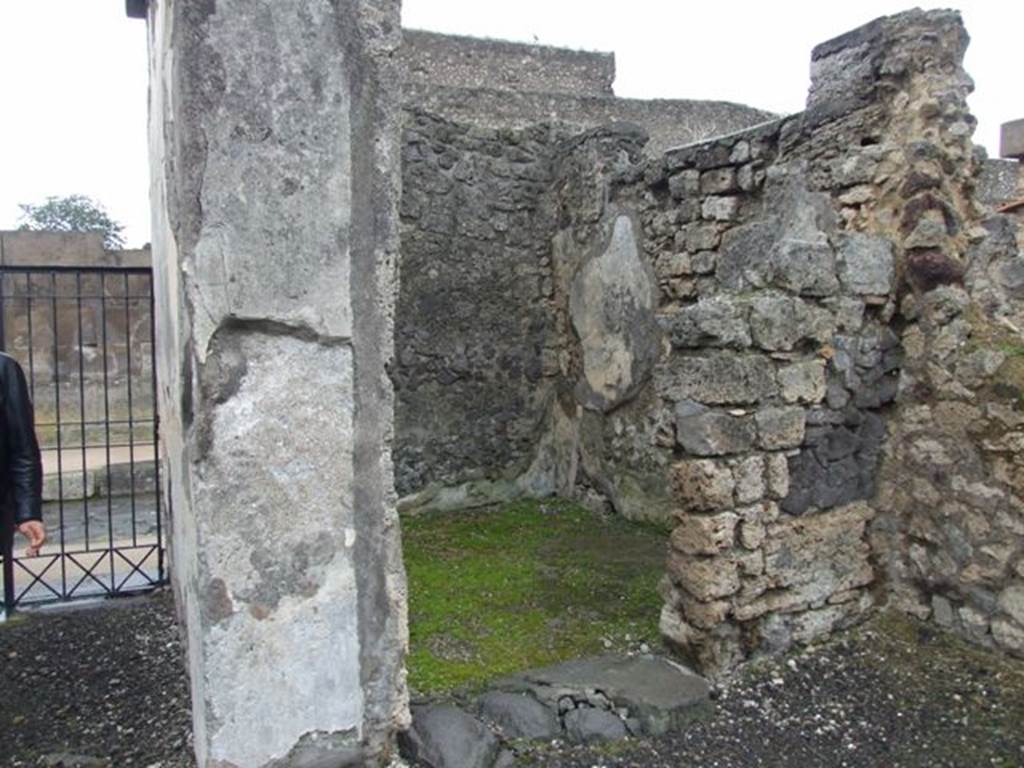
[4,358,42,525]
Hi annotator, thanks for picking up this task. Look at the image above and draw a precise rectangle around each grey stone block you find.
[778,360,827,404]
[676,401,758,457]
[563,708,629,743]
[493,654,710,737]
[700,168,738,195]
[749,294,834,352]
[662,353,777,405]
[718,219,777,291]
[1001,118,1024,160]
[755,407,807,450]
[662,297,751,349]
[477,691,559,740]
[402,704,500,768]
[837,233,894,295]
[771,237,839,297]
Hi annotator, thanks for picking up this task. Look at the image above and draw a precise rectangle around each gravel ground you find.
[0,590,193,768]
[518,616,1024,768]
[2,591,1023,768]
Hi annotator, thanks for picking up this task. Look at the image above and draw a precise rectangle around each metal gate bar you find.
[0,265,166,613]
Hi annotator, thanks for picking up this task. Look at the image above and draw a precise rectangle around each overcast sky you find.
[0,1,1018,248]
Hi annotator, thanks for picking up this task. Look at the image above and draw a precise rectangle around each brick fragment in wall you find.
[905,249,966,292]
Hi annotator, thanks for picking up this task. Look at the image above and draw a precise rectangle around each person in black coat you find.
[1,352,46,557]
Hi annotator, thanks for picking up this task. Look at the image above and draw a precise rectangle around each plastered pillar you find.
[145,1,408,765]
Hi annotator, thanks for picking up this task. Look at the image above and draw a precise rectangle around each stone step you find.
[401,654,711,767]
[492,653,711,738]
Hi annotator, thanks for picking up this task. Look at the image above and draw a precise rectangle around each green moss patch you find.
[401,498,667,695]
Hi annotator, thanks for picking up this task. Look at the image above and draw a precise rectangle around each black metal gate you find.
[0,265,166,613]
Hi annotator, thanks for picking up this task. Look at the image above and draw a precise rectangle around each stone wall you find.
[0,230,150,268]
[395,9,1024,675]
[867,74,1024,659]
[395,113,561,500]
[399,29,775,156]
[0,231,155,448]
[399,29,614,97]
[403,82,777,156]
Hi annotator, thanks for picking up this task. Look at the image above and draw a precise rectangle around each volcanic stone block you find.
[670,552,742,601]
[700,167,738,194]
[671,459,736,510]
[748,294,834,351]
[778,360,827,404]
[676,401,758,456]
[718,219,776,291]
[402,705,499,768]
[755,407,807,450]
[476,692,559,740]
[563,709,629,743]
[663,354,777,405]
[670,512,740,556]
[771,237,840,297]
[662,297,751,349]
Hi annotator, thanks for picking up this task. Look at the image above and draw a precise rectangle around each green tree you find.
[17,195,126,250]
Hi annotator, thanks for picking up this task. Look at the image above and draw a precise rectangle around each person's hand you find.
[16,521,46,557]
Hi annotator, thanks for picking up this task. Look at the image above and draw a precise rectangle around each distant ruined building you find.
[133,3,1024,765]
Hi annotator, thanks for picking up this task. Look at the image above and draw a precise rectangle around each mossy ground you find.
[401,498,667,695]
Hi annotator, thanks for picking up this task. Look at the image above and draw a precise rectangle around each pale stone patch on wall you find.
[570,214,659,412]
